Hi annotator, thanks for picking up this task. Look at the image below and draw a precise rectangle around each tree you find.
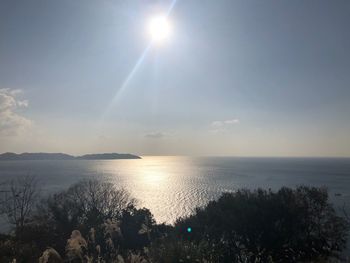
[34,180,138,255]
[174,186,349,262]
[0,176,39,235]
[46,180,136,229]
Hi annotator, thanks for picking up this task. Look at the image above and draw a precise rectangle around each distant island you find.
[76,153,141,160]
[0,152,141,160]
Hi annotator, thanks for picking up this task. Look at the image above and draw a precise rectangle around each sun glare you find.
[148,15,171,44]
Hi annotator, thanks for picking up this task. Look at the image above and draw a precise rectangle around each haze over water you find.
[1,156,349,224]
[1,0,350,260]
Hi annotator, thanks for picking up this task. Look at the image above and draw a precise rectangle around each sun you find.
[148,15,171,44]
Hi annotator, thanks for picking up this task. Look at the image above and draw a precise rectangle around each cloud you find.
[145,131,165,139]
[211,119,239,127]
[17,100,29,107]
[0,89,31,136]
[224,119,240,125]
[210,119,240,133]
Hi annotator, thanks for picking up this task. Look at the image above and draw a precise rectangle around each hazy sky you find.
[1,0,350,156]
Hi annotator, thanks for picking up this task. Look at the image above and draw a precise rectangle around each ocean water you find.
[0,156,349,224]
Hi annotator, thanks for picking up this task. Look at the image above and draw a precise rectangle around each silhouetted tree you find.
[0,176,39,236]
[120,207,155,250]
[0,179,348,262]
[174,186,349,262]
[34,180,137,255]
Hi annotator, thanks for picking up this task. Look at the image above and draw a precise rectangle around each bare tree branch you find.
[0,176,40,234]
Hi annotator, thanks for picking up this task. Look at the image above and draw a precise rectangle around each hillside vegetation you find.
[0,177,348,262]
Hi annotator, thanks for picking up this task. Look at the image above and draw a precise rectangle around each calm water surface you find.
[0,156,349,224]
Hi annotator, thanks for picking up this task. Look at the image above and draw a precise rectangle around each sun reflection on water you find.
[100,156,219,223]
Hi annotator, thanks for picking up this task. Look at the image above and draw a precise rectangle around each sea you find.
[0,156,350,253]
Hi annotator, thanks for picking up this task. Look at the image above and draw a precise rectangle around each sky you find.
[0,0,350,157]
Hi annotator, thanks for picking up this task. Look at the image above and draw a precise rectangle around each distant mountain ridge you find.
[0,152,141,160]
[76,153,141,160]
